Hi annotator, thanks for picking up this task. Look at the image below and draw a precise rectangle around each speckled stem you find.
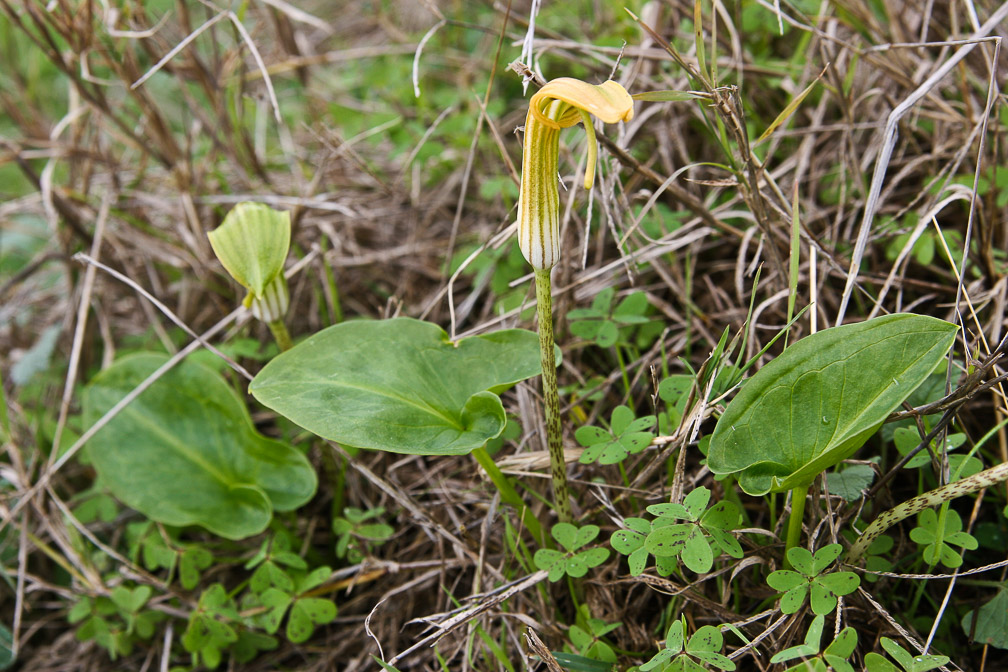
[535,268,572,523]
[846,460,1008,564]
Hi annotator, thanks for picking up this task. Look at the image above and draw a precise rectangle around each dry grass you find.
[3,1,1008,670]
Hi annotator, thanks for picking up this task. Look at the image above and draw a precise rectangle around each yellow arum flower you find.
[517,78,634,270]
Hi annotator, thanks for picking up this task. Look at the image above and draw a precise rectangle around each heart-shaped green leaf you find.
[285,597,336,644]
[83,353,317,540]
[705,526,743,559]
[665,620,685,653]
[572,524,601,550]
[645,524,692,557]
[686,625,724,654]
[628,546,648,575]
[681,529,714,573]
[610,529,645,555]
[786,547,816,576]
[648,502,691,521]
[180,547,214,590]
[110,585,152,614]
[708,314,957,495]
[812,544,844,575]
[767,569,805,592]
[256,588,292,634]
[826,627,859,658]
[565,547,609,578]
[961,588,1008,648]
[249,319,542,456]
[551,522,580,550]
[780,584,809,614]
[533,548,567,582]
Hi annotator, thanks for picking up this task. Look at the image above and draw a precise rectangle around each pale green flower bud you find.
[207,202,291,323]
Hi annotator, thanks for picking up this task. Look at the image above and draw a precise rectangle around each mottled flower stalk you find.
[846,460,1008,564]
[534,267,569,522]
[518,78,633,523]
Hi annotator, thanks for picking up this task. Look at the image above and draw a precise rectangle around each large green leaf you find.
[249,318,542,456]
[83,353,317,539]
[708,314,957,495]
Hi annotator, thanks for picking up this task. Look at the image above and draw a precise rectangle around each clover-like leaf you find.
[770,546,859,615]
[686,624,723,653]
[566,547,610,578]
[686,625,734,670]
[700,500,741,530]
[812,544,844,575]
[250,561,294,594]
[827,463,876,501]
[255,588,292,634]
[552,522,584,550]
[705,526,744,559]
[576,406,656,465]
[83,353,317,540]
[110,585,152,614]
[828,629,858,658]
[874,637,949,672]
[610,528,645,554]
[961,588,1008,649]
[708,314,957,495]
[911,508,978,568]
[780,583,810,614]
[810,572,859,615]
[894,428,967,470]
[681,529,714,573]
[286,597,336,644]
[179,547,213,590]
[250,319,542,456]
[611,518,650,575]
[682,487,712,519]
[645,523,692,557]
[648,502,692,521]
[533,548,568,582]
[786,547,816,576]
[665,619,686,653]
[639,647,675,672]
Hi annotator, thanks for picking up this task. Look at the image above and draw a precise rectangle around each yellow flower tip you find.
[518,77,634,270]
[530,78,634,128]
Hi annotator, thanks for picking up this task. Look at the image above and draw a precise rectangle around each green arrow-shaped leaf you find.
[250,319,542,456]
[708,314,956,495]
[84,354,317,540]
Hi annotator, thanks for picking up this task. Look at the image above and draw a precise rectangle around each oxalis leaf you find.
[83,353,317,540]
[708,314,956,495]
[250,318,542,456]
